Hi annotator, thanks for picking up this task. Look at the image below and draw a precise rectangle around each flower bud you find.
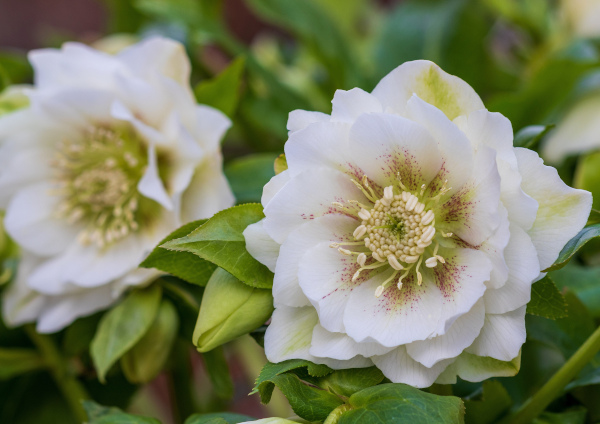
[121,299,179,384]
[193,268,274,353]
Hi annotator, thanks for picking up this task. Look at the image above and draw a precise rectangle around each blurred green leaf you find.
[103,0,146,33]
[464,380,512,424]
[252,359,333,403]
[532,408,587,424]
[527,276,567,319]
[163,204,273,288]
[224,153,278,203]
[90,284,162,382]
[574,151,600,210]
[513,125,555,149]
[194,268,273,352]
[318,367,385,398]
[552,263,600,318]
[0,52,33,85]
[185,413,256,424]
[159,276,202,340]
[83,400,161,424]
[566,367,600,391]
[202,345,234,400]
[62,312,102,356]
[543,223,600,272]
[0,348,45,379]
[337,383,465,424]
[141,219,216,287]
[121,299,179,384]
[195,57,245,117]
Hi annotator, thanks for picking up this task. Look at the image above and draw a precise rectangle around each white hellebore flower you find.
[1,37,234,333]
[244,60,592,387]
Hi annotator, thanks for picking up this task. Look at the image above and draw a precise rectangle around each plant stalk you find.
[502,324,600,424]
[25,324,89,422]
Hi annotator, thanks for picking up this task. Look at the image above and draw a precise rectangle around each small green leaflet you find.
[163,204,274,289]
[83,400,161,424]
[544,223,600,272]
[224,153,278,204]
[195,57,245,118]
[527,276,567,319]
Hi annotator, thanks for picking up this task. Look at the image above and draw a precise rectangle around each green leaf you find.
[83,400,161,424]
[121,299,179,384]
[543,224,600,272]
[62,312,102,356]
[552,263,600,318]
[566,366,600,391]
[202,345,234,400]
[318,367,385,398]
[224,153,278,203]
[252,359,334,403]
[0,348,45,379]
[513,125,555,149]
[163,204,273,288]
[195,57,246,118]
[574,151,600,210]
[337,383,465,424]
[526,276,568,319]
[90,284,162,382]
[141,219,216,286]
[185,412,255,424]
[464,381,512,424]
[532,408,587,424]
[262,373,345,421]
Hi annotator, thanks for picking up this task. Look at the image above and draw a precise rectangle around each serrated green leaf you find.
[318,367,385,398]
[90,284,162,382]
[464,381,512,424]
[0,348,45,379]
[140,219,216,287]
[337,383,465,424]
[184,412,255,424]
[224,153,278,203]
[264,373,345,421]
[83,400,161,424]
[163,204,273,288]
[544,224,600,272]
[513,125,555,149]
[527,276,568,319]
[121,299,179,384]
[195,57,246,117]
[252,359,334,403]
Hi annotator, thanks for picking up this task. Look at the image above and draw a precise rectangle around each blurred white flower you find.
[1,37,234,333]
[244,60,591,387]
[561,0,600,38]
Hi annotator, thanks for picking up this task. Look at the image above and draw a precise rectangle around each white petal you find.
[284,121,352,177]
[263,167,369,244]
[484,223,540,313]
[478,204,510,290]
[406,95,474,197]
[243,219,280,273]
[516,148,592,270]
[137,144,173,210]
[466,307,526,362]
[36,284,118,333]
[261,170,291,209]
[111,100,169,147]
[406,299,485,368]
[310,324,394,360]
[180,155,235,222]
[192,105,231,152]
[372,346,454,388]
[343,270,444,346]
[273,215,354,308]
[347,112,443,192]
[436,351,521,383]
[372,60,484,120]
[331,88,383,122]
[542,95,600,163]
[4,182,81,256]
[497,159,538,231]
[118,36,191,87]
[2,255,46,328]
[436,146,502,246]
[264,306,371,368]
[287,110,330,133]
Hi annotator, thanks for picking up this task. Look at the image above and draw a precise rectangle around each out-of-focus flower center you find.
[52,126,150,248]
[331,175,453,297]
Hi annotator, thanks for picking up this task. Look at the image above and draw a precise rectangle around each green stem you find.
[502,324,600,424]
[323,404,353,424]
[25,325,89,422]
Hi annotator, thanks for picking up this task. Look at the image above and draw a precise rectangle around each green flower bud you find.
[194,268,274,352]
[121,299,179,384]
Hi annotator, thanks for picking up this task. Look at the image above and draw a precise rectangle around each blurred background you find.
[2,0,600,423]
